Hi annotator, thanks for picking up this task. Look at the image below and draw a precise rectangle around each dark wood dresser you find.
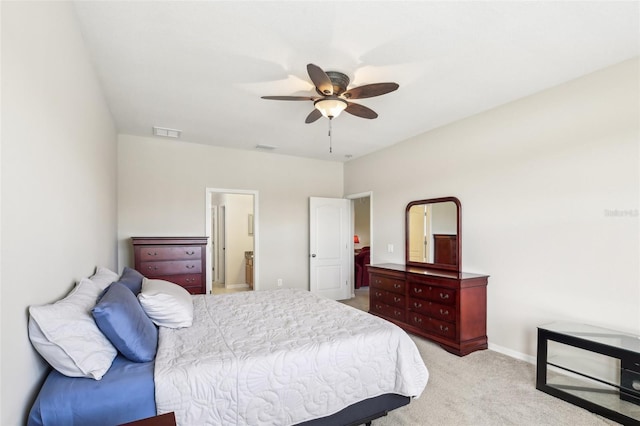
[368,263,488,356]
[132,237,208,294]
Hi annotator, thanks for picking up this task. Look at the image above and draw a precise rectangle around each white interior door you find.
[309,197,351,300]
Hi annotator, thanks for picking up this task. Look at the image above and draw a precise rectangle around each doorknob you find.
[311,254,316,257]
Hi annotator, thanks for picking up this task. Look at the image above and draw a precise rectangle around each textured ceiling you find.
[73,1,639,162]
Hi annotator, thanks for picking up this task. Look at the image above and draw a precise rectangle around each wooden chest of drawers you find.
[132,237,208,294]
[369,263,488,356]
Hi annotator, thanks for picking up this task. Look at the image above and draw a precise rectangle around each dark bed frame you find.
[296,394,410,426]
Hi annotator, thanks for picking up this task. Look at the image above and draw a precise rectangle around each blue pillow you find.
[92,282,158,362]
[119,267,145,294]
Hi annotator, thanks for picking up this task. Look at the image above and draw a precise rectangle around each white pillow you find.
[89,266,119,290]
[138,278,193,328]
[28,279,117,379]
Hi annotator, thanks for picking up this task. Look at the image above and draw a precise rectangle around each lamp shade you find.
[354,235,360,244]
[314,97,348,119]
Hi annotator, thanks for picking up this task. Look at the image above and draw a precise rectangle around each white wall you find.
[345,58,639,359]
[1,2,118,424]
[117,134,343,290]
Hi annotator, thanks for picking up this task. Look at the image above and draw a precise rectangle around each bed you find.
[28,272,428,426]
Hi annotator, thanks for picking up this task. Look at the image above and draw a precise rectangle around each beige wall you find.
[345,58,640,360]
[117,134,343,291]
[1,2,118,424]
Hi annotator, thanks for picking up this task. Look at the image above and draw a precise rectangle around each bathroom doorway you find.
[205,188,258,294]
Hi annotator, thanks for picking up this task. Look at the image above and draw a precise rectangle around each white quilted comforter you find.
[154,289,429,426]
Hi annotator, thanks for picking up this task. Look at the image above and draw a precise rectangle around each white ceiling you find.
[73,1,639,162]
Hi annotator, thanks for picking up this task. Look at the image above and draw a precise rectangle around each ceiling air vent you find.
[153,126,182,138]
[255,144,277,150]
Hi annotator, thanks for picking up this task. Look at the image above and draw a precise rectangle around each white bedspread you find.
[154,289,428,426]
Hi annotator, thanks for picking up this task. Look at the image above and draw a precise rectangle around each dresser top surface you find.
[368,263,489,280]
[131,237,208,246]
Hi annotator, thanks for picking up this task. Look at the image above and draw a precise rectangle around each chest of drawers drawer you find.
[409,282,456,305]
[139,260,202,276]
[164,274,203,295]
[370,274,405,294]
[371,288,405,308]
[408,312,456,339]
[137,246,202,262]
[370,300,406,322]
[408,299,456,322]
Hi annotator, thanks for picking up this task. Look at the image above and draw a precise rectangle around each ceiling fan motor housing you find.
[323,71,350,95]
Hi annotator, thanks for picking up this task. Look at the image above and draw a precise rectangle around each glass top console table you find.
[537,322,640,425]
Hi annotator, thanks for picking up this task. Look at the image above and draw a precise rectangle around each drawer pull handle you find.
[393,297,401,303]
[147,252,157,256]
[414,317,422,324]
[395,311,402,317]
[414,302,422,308]
[632,380,640,391]
[414,288,422,294]
[376,304,383,309]
[186,251,195,255]
[375,292,382,297]
[186,265,195,269]
[440,309,449,315]
[440,325,449,332]
[439,293,449,299]
[147,266,158,270]
[185,278,193,283]
[393,283,401,289]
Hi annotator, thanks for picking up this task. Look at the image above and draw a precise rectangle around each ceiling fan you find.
[261,64,399,123]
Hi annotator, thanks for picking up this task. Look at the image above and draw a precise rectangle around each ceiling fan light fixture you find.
[314,97,348,119]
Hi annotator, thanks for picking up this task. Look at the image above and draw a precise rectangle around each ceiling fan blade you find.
[307,64,333,96]
[261,96,315,101]
[343,82,399,99]
[345,102,378,119]
[305,109,323,123]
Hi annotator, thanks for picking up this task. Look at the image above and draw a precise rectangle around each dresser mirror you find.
[405,196,461,271]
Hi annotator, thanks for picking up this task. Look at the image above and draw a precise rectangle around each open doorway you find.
[348,192,372,299]
[205,188,259,294]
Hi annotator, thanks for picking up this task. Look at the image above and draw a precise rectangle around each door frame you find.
[205,188,259,293]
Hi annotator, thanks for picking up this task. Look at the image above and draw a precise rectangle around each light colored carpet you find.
[340,288,620,426]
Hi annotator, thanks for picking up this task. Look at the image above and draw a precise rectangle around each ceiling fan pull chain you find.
[328,119,333,153]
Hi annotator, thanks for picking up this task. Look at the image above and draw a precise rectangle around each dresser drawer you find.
[181,284,204,295]
[371,288,405,308]
[408,312,456,339]
[139,260,202,276]
[370,274,405,294]
[370,301,406,322]
[409,299,456,322]
[137,246,202,261]
[409,282,456,305]
[146,274,203,294]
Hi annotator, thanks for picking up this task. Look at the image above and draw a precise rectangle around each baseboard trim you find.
[488,342,536,365]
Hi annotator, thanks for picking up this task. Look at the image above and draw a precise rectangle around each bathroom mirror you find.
[405,196,461,271]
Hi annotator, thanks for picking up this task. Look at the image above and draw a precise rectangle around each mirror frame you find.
[405,196,461,272]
